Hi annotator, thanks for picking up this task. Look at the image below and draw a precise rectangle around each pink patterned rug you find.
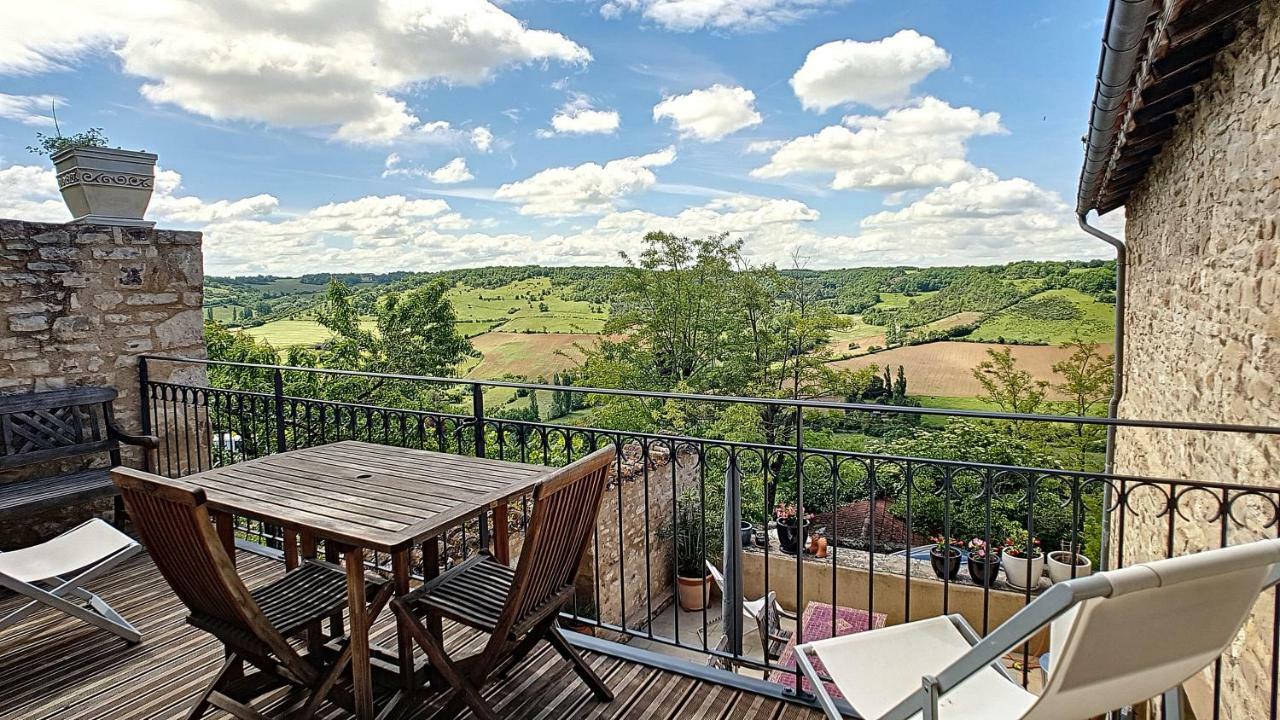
[769,602,888,700]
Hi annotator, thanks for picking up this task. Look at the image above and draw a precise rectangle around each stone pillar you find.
[0,219,207,542]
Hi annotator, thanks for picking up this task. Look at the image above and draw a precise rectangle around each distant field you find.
[969,289,1113,345]
[828,342,1110,398]
[465,332,596,379]
[244,318,376,347]
[447,278,606,334]
[923,311,983,331]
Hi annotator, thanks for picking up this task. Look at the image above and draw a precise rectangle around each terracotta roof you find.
[810,499,924,551]
[1078,0,1262,214]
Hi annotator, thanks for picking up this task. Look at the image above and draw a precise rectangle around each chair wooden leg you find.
[394,603,499,720]
[294,582,395,720]
[187,653,245,720]
[547,626,613,702]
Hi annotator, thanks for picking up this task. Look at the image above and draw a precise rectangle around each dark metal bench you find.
[0,387,158,522]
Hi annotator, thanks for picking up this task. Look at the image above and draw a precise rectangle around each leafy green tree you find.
[297,278,472,406]
[1052,338,1113,470]
[880,421,1087,556]
[972,347,1048,436]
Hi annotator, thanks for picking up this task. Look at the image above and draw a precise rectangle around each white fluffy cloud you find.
[0,162,280,231]
[0,94,62,126]
[791,30,950,111]
[494,147,677,216]
[541,97,621,136]
[0,160,1111,274]
[599,0,845,33]
[426,158,474,184]
[652,85,762,142]
[0,1,589,144]
[751,97,1005,191]
[383,155,474,184]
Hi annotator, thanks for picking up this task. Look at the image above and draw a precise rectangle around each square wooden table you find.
[184,440,550,719]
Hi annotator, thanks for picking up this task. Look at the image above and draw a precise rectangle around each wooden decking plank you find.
[0,548,820,720]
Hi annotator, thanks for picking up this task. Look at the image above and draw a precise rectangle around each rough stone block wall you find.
[1114,4,1280,716]
[0,219,206,545]
[575,443,695,631]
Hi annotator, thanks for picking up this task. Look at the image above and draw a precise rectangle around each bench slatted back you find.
[0,388,121,470]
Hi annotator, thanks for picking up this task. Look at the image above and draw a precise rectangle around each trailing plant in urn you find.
[30,104,157,226]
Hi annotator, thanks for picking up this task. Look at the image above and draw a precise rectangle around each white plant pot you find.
[1001,549,1045,590]
[51,146,157,227]
[1047,551,1093,584]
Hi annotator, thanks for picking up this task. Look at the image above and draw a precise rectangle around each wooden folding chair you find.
[112,467,392,720]
[391,445,617,720]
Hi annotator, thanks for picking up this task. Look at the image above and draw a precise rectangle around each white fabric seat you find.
[0,518,143,643]
[795,538,1280,720]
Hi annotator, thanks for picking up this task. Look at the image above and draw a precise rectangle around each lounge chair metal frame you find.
[796,541,1280,720]
[0,518,143,643]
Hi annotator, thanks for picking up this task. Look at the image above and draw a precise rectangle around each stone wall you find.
[575,443,697,630]
[1114,4,1280,716]
[0,219,205,545]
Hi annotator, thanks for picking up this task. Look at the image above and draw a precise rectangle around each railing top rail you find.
[140,354,1280,436]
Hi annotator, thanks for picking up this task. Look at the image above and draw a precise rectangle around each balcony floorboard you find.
[0,548,821,720]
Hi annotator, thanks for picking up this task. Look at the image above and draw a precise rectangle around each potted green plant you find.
[929,535,963,580]
[663,492,721,611]
[1001,529,1044,591]
[29,110,157,227]
[773,502,811,555]
[966,538,1001,587]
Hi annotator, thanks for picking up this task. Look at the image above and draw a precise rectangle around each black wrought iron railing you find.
[137,354,1280,717]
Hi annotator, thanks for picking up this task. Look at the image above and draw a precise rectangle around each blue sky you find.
[0,1,1123,275]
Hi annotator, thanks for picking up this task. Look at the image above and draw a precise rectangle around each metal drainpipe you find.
[1078,213,1126,572]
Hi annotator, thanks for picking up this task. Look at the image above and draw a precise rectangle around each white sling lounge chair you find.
[795,538,1280,720]
[0,518,143,643]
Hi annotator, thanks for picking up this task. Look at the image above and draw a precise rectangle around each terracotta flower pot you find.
[930,546,962,580]
[1047,551,1093,583]
[676,574,712,611]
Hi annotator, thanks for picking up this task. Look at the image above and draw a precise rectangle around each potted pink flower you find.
[966,538,1001,587]
[930,535,964,580]
[1001,531,1044,590]
[774,503,812,555]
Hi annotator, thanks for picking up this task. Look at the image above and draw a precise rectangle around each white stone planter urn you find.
[1001,548,1045,590]
[1046,550,1093,584]
[52,146,157,227]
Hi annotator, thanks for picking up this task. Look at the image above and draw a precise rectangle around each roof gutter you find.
[1077,0,1154,215]
[1077,0,1151,571]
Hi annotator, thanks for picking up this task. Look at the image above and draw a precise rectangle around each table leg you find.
[344,547,375,720]
[391,550,414,691]
[213,511,236,567]
[325,542,344,637]
[422,537,443,689]
[283,530,299,570]
[211,511,242,681]
[300,532,323,654]
[492,503,510,565]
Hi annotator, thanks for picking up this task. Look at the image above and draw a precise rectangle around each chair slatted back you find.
[111,467,299,662]
[0,388,118,469]
[501,446,615,633]
[1024,539,1280,720]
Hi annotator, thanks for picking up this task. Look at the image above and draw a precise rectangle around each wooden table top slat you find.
[183,441,549,552]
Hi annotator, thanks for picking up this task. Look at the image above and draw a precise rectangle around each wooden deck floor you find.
[0,549,822,720]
